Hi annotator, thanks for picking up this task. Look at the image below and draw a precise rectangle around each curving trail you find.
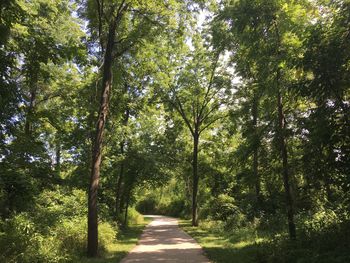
[120,215,211,263]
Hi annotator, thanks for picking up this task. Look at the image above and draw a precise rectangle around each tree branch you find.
[174,94,195,136]
[166,87,194,136]
[199,114,227,135]
[199,102,219,125]
[96,0,103,53]
[198,53,220,120]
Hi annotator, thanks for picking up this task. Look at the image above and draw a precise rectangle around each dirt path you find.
[120,215,211,263]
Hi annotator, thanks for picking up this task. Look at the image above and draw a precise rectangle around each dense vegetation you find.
[0,0,349,262]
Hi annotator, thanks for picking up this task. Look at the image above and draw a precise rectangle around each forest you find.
[0,0,349,262]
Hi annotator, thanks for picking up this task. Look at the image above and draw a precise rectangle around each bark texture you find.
[192,131,199,226]
[87,19,117,257]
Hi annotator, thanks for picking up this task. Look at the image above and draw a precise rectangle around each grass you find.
[179,220,266,263]
[180,219,350,263]
[78,216,152,263]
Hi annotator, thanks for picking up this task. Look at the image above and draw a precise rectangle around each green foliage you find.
[0,188,118,262]
[125,208,144,226]
[34,188,87,230]
[135,179,191,218]
[135,197,158,215]
[161,199,188,217]
[1,0,349,261]
[202,194,237,221]
[182,216,350,263]
[0,213,44,263]
[136,195,189,218]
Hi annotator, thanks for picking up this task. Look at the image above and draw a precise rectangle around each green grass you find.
[180,219,350,263]
[78,216,152,263]
[180,220,266,263]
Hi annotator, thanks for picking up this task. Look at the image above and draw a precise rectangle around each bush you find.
[201,194,247,229]
[34,188,87,232]
[199,220,226,234]
[258,212,287,234]
[126,207,144,225]
[99,221,118,251]
[203,194,236,220]
[165,199,188,217]
[155,199,189,217]
[54,217,87,259]
[0,187,118,262]
[301,207,342,234]
[136,198,157,214]
[0,213,46,263]
[256,217,350,263]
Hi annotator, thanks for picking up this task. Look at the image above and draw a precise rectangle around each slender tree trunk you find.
[119,187,125,217]
[25,87,37,135]
[212,174,219,198]
[56,139,61,178]
[252,96,261,204]
[192,131,199,227]
[115,108,129,219]
[124,194,130,226]
[274,20,296,240]
[87,20,117,257]
[325,143,333,201]
[253,149,260,201]
[277,87,296,240]
[115,141,124,218]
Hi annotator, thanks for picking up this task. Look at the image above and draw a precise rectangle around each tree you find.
[213,0,313,239]
[159,37,231,226]
[0,0,85,217]
[298,0,350,205]
[83,0,189,256]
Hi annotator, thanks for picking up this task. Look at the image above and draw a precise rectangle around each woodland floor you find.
[120,215,210,263]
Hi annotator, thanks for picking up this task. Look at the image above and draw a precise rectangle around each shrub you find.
[0,187,118,262]
[301,207,342,233]
[54,216,87,259]
[206,194,236,221]
[99,221,118,252]
[200,220,226,234]
[34,188,87,232]
[201,194,246,228]
[168,199,187,217]
[0,213,44,263]
[136,198,157,214]
[126,207,144,225]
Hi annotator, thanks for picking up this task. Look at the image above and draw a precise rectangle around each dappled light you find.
[1,0,349,262]
[121,216,210,263]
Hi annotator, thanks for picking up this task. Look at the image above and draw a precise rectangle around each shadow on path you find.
[121,216,210,263]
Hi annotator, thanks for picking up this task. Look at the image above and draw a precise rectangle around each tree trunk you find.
[253,148,260,202]
[87,20,116,258]
[115,108,129,219]
[115,141,124,219]
[55,139,61,178]
[25,86,37,136]
[192,131,199,227]
[212,174,220,198]
[124,193,130,226]
[277,88,296,240]
[252,96,261,204]
[274,19,296,240]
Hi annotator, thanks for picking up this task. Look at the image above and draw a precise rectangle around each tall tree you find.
[84,0,188,256]
[0,0,85,217]
[159,39,231,226]
[213,0,313,239]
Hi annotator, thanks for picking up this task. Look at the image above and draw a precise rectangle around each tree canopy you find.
[0,0,349,262]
